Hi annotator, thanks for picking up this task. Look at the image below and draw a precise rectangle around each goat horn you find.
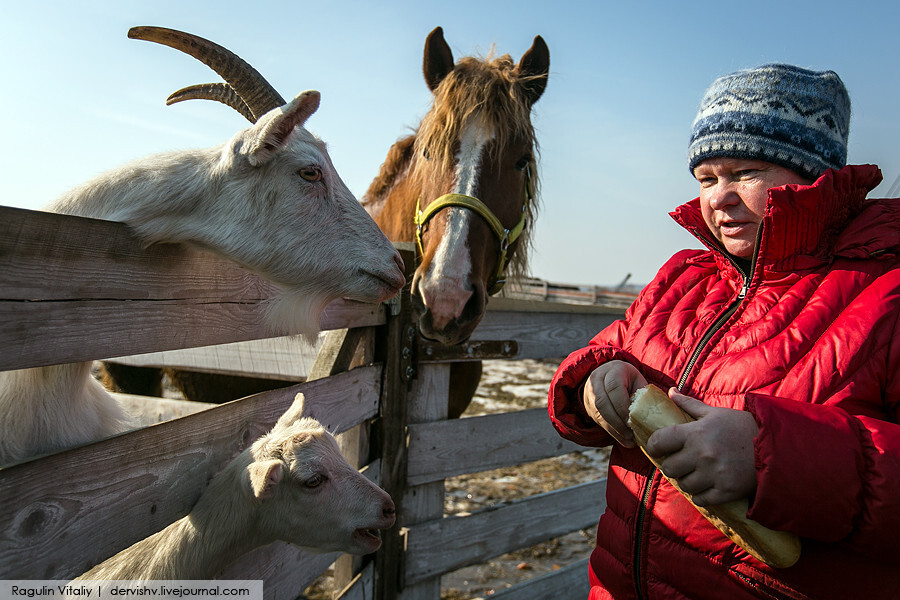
[128,26,285,122]
[166,83,255,122]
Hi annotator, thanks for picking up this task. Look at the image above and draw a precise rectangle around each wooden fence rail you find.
[406,408,582,485]
[403,480,607,586]
[0,206,625,599]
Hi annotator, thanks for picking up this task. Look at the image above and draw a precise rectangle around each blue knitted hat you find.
[688,64,851,181]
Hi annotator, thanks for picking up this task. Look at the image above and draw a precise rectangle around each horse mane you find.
[362,134,416,211]
[415,51,542,287]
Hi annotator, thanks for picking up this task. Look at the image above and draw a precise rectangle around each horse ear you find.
[423,26,455,92]
[246,90,321,167]
[516,36,550,106]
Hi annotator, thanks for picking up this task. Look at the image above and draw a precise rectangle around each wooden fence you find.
[0,205,625,599]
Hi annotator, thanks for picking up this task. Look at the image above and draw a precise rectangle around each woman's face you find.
[694,158,812,258]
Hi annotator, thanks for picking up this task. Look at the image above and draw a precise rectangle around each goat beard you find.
[264,290,332,343]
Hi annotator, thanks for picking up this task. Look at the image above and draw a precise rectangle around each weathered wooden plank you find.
[406,408,583,486]
[306,328,374,382]
[368,245,417,600]
[107,335,324,381]
[488,557,590,600]
[419,339,518,362]
[0,206,271,302]
[0,299,264,370]
[0,366,380,579]
[403,480,607,585]
[0,297,383,372]
[473,303,621,359]
[113,393,216,427]
[508,280,638,310]
[488,296,626,315]
[397,365,449,600]
[335,561,376,600]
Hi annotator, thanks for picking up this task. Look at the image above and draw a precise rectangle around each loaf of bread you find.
[627,384,801,568]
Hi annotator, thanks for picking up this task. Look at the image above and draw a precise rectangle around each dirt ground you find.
[302,358,609,599]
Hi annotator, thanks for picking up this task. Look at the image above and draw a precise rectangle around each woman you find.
[548,64,900,599]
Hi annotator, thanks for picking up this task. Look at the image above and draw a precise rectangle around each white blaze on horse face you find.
[455,117,492,196]
[420,119,494,329]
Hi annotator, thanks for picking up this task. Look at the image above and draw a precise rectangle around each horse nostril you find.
[459,281,486,323]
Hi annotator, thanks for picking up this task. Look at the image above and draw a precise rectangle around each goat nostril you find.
[393,251,405,273]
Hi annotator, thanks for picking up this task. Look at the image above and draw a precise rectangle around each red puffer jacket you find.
[548,165,900,599]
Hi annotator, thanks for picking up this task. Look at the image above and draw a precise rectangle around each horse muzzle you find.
[410,275,487,345]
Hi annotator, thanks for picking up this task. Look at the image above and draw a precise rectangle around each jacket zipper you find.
[632,246,756,600]
[678,230,758,391]
[632,472,656,600]
[677,276,748,389]
[733,571,789,600]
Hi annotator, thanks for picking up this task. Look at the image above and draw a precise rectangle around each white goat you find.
[0,27,406,465]
[75,393,396,580]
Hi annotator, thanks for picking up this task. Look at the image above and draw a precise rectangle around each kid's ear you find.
[246,90,321,166]
[248,459,284,500]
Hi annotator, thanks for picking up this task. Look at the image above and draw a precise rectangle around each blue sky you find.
[3,0,898,285]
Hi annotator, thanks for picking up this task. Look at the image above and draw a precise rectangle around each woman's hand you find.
[583,361,648,447]
[646,390,759,506]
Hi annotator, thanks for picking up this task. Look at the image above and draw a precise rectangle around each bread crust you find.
[627,384,801,568]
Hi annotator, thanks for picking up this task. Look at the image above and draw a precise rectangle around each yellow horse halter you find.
[414,167,532,296]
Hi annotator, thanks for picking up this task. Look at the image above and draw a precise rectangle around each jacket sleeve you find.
[546,322,634,448]
[745,393,900,556]
[547,251,698,448]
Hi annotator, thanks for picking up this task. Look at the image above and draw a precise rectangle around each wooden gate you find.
[0,205,625,599]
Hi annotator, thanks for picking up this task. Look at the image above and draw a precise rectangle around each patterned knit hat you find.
[688,64,851,181]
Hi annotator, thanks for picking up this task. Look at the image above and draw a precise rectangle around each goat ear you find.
[248,459,284,500]
[246,90,321,167]
[273,392,307,432]
[516,35,550,106]
[423,26,454,92]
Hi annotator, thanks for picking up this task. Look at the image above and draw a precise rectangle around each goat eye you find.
[514,155,532,171]
[304,474,325,488]
[298,167,322,182]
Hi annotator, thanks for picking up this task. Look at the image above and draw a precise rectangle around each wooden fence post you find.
[397,363,449,600]
[373,245,417,600]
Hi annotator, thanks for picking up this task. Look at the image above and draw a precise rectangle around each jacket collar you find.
[670,165,889,276]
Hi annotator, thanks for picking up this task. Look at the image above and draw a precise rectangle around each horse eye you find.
[304,473,326,488]
[298,167,322,182]
[422,147,431,161]
[514,155,532,171]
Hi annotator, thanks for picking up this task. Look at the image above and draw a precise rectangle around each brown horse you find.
[103,27,549,418]
[363,27,549,416]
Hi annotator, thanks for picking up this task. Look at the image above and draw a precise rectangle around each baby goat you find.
[76,393,395,580]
